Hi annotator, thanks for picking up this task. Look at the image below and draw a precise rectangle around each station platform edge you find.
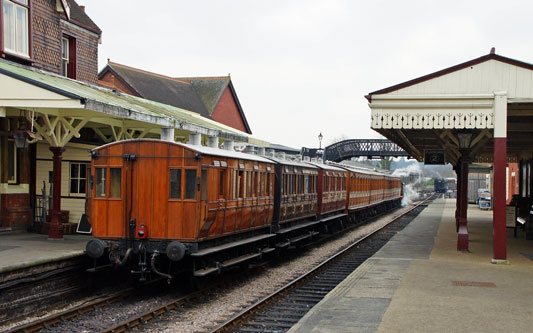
[290,198,533,333]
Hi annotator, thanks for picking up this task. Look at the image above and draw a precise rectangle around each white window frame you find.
[69,162,88,196]
[2,0,30,58]
[61,36,69,77]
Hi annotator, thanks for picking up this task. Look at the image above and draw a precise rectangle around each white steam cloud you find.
[392,163,422,206]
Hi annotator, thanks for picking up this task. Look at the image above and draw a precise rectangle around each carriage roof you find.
[92,139,275,164]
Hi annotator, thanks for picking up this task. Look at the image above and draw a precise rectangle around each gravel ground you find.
[146,204,415,332]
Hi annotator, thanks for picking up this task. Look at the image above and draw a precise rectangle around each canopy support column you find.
[48,146,65,239]
[492,92,508,263]
[458,152,469,251]
[454,164,461,232]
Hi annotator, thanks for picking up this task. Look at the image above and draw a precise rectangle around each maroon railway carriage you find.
[306,162,348,218]
[265,155,321,247]
[338,164,403,219]
[85,139,277,279]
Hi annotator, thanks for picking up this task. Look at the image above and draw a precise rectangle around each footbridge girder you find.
[323,139,409,162]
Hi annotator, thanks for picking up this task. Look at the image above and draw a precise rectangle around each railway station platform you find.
[290,198,533,332]
[0,232,91,282]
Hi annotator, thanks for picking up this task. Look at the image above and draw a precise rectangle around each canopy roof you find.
[0,59,268,146]
[366,51,533,164]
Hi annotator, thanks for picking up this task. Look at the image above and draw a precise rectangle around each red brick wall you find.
[211,87,248,133]
[98,71,138,95]
[27,0,99,83]
[1,193,32,229]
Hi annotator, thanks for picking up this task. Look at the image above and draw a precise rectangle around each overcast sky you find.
[84,0,533,149]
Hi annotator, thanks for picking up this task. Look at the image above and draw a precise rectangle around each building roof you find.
[177,77,252,134]
[0,58,266,143]
[178,77,230,114]
[68,0,102,35]
[365,51,533,101]
[99,62,211,118]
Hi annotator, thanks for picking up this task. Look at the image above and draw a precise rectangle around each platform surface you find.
[0,232,91,273]
[290,198,533,332]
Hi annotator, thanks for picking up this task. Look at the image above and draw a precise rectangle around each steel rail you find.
[210,195,434,332]
[100,197,432,333]
[6,288,135,333]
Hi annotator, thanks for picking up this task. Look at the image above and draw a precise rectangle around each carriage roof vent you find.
[243,145,256,155]
[207,136,219,149]
[303,156,310,162]
[266,149,275,158]
[256,146,266,157]
[223,140,234,151]
[188,133,202,146]
[160,127,175,142]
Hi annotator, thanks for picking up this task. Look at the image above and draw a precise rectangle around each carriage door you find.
[200,167,208,225]
[199,166,221,238]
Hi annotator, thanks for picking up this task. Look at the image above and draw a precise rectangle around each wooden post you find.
[48,146,65,239]
[492,92,507,262]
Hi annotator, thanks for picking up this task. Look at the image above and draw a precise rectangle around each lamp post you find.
[317,132,323,159]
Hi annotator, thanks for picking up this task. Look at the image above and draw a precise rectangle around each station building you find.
[367,49,533,262]
[0,0,266,237]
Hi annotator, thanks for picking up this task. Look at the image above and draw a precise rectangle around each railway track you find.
[210,196,433,332]
[4,197,432,333]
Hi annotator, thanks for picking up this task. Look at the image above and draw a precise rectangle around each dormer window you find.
[2,0,30,58]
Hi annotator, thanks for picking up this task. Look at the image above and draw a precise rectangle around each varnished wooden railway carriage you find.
[85,139,402,280]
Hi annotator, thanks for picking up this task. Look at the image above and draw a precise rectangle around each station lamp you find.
[457,132,472,149]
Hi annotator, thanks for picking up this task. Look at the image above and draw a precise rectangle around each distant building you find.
[98,62,252,134]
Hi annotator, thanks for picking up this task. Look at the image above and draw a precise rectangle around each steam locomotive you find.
[85,138,402,281]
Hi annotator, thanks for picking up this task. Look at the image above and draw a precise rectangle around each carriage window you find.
[110,168,122,198]
[185,169,197,199]
[237,170,243,198]
[253,172,258,197]
[95,168,106,197]
[260,173,265,196]
[201,169,207,201]
[219,170,225,197]
[233,170,237,199]
[267,173,271,196]
[170,169,182,199]
[243,171,248,198]
[248,171,253,197]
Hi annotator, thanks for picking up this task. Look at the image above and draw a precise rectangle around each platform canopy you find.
[366,51,533,165]
[0,59,269,148]
[366,50,533,261]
